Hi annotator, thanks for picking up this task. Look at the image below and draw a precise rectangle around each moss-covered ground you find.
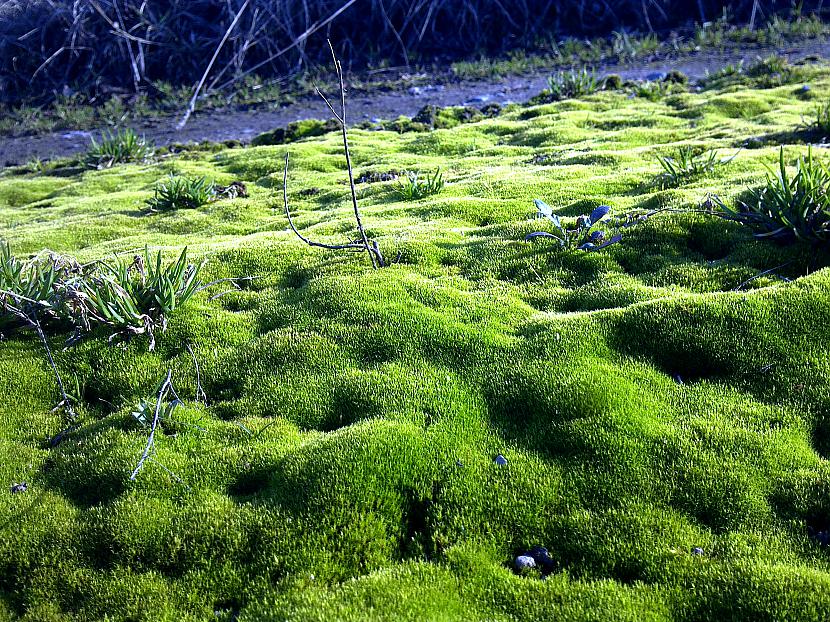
[2,64,830,621]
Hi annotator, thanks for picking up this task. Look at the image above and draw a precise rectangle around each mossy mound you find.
[2,62,830,620]
[251,119,340,146]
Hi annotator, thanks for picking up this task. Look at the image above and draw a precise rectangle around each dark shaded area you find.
[1,0,825,105]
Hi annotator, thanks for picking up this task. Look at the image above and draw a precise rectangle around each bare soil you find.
[2,40,829,166]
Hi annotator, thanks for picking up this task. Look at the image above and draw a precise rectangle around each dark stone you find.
[412,105,438,128]
[663,70,689,85]
[10,482,27,494]
[602,74,623,90]
[529,545,556,572]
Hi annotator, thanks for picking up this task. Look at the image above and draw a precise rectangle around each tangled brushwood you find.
[1,1,823,105]
[0,244,203,350]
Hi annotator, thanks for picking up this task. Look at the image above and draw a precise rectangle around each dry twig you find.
[0,290,76,421]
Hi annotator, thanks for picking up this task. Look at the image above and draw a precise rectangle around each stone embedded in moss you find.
[479,103,502,118]
[663,69,689,86]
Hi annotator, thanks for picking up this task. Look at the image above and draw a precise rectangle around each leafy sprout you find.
[525,200,622,251]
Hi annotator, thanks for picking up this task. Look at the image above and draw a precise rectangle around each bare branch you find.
[325,40,383,268]
[282,153,367,252]
[0,291,76,421]
[734,260,796,291]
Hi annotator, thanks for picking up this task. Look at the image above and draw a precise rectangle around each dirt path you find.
[2,40,829,166]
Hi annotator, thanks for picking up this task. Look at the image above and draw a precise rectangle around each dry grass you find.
[1,0,822,105]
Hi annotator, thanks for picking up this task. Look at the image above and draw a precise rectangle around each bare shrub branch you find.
[282,42,386,268]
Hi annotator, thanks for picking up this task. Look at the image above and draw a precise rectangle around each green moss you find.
[3,64,830,620]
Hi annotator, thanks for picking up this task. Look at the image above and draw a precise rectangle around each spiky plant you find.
[81,247,203,349]
[0,243,80,332]
[808,102,830,136]
[716,146,830,245]
[394,169,444,201]
[145,175,216,212]
[547,67,599,100]
[656,147,736,187]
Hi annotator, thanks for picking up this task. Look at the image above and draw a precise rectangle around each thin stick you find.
[186,343,207,405]
[130,369,172,481]
[282,153,368,252]
[30,313,76,422]
[147,457,190,489]
[734,260,795,291]
[319,40,382,268]
[177,0,252,130]
[0,291,75,421]
[194,275,259,294]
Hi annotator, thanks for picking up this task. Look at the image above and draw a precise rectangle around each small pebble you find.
[494,454,508,466]
[10,482,27,494]
[514,555,536,572]
[691,547,704,556]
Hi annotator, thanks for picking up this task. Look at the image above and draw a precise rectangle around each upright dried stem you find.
[320,40,383,268]
[283,154,366,253]
[130,369,173,481]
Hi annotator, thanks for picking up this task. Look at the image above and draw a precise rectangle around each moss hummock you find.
[2,64,830,621]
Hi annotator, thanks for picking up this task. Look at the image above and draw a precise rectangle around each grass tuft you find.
[716,146,830,245]
[84,129,154,169]
[394,169,444,201]
[546,67,600,100]
[80,247,203,349]
[808,101,830,136]
[145,175,216,212]
[656,147,735,187]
